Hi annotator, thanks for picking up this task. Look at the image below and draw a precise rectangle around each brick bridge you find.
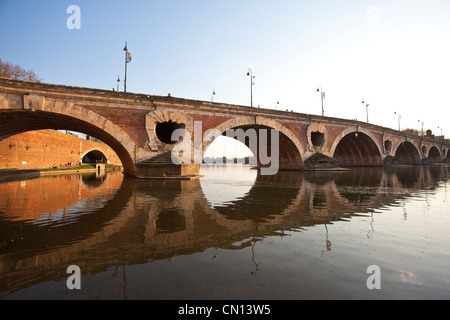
[0,78,449,178]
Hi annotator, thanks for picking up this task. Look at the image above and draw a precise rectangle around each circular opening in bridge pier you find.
[422,146,427,156]
[384,140,392,154]
[155,121,186,144]
[311,132,325,148]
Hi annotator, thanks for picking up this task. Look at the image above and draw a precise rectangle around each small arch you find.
[82,148,108,164]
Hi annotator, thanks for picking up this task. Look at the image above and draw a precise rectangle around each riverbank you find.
[0,164,123,183]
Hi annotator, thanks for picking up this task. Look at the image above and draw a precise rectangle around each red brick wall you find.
[0,130,121,170]
[82,105,149,148]
[0,171,124,221]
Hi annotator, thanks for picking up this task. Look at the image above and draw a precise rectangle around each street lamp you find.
[418,120,424,136]
[123,42,132,92]
[276,100,279,110]
[395,112,401,131]
[211,89,216,102]
[362,100,369,123]
[247,69,255,107]
[117,76,120,92]
[317,87,325,117]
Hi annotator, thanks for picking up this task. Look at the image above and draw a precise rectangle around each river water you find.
[0,164,449,300]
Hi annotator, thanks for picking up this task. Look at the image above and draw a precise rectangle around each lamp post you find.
[117,76,120,92]
[211,89,216,102]
[317,87,324,116]
[276,100,279,110]
[395,112,401,131]
[247,69,255,107]
[123,42,132,92]
[418,120,424,136]
[362,100,369,123]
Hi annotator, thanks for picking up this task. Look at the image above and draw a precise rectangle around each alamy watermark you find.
[366,265,381,290]
[366,5,381,30]
[66,5,81,30]
[66,265,81,290]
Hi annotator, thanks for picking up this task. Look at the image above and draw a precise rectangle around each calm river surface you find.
[0,164,449,300]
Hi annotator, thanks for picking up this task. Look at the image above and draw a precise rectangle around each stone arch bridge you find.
[0,78,449,178]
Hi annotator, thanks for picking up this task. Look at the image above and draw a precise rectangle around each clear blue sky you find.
[1,0,450,140]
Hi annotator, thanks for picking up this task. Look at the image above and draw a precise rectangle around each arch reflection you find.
[1,165,449,297]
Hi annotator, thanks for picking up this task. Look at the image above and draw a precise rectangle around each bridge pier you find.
[135,152,201,180]
[135,163,201,180]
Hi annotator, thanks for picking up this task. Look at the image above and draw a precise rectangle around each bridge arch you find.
[428,146,442,161]
[202,117,304,170]
[330,127,382,167]
[330,127,383,167]
[0,104,137,176]
[81,148,108,164]
[393,141,421,164]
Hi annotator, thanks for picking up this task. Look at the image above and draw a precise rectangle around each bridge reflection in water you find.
[0,165,449,299]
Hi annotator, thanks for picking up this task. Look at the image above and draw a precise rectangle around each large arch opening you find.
[394,142,421,164]
[333,132,382,167]
[428,146,442,163]
[0,110,134,175]
[208,125,303,171]
[203,135,256,165]
[202,119,304,174]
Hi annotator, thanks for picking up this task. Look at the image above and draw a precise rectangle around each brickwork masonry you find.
[0,130,121,170]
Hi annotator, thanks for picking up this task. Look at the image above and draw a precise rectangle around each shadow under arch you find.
[0,108,135,176]
[202,118,304,171]
[331,130,382,167]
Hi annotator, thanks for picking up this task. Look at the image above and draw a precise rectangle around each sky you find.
[1,0,450,157]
